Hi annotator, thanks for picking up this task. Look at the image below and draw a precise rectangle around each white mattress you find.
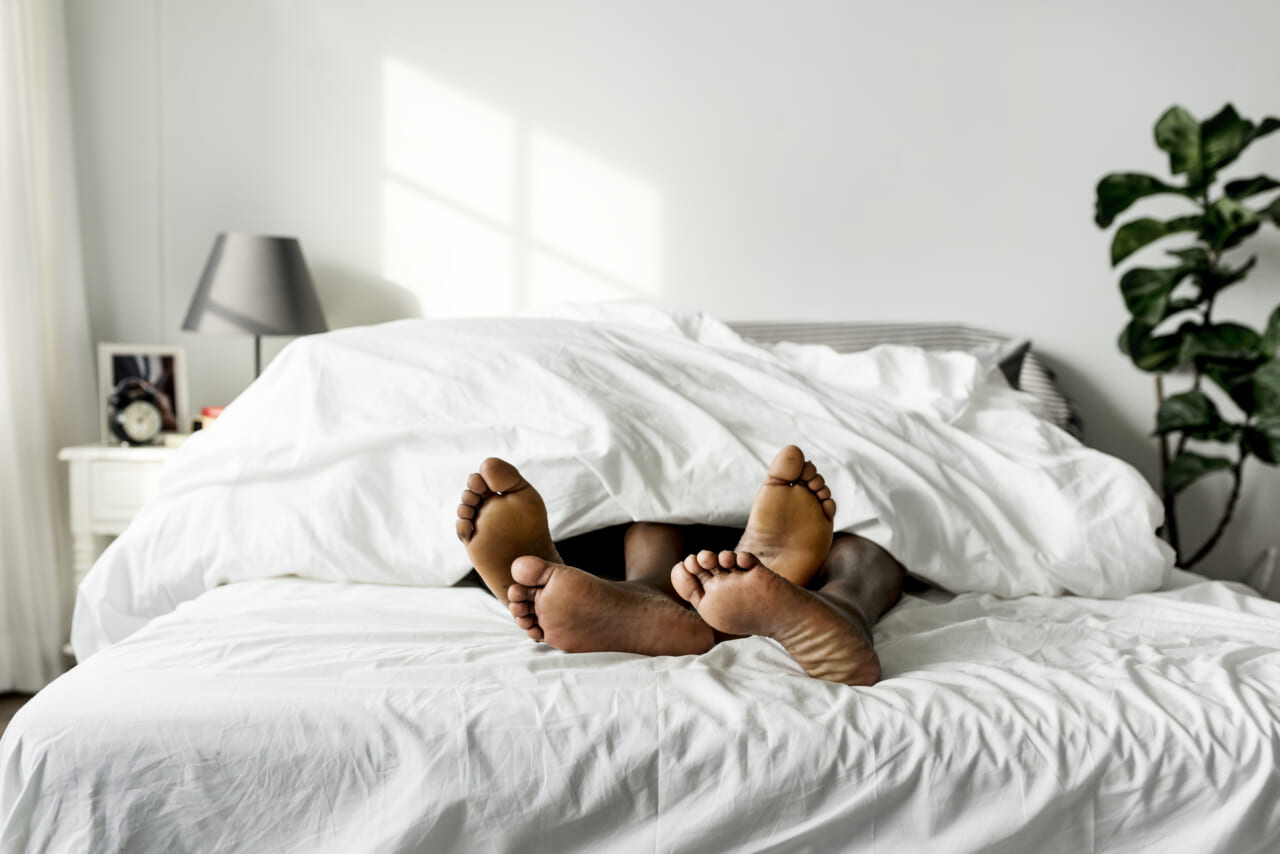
[6,572,1280,853]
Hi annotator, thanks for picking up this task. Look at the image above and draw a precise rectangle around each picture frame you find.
[97,343,189,445]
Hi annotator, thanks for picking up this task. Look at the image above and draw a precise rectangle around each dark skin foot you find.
[671,534,904,686]
[734,445,836,588]
[455,458,561,605]
[507,556,715,655]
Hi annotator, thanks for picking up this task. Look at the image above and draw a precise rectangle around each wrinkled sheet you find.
[73,307,1171,657]
[7,574,1280,853]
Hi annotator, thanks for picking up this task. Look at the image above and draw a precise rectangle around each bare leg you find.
[622,522,739,600]
[671,533,904,686]
[809,533,906,651]
[623,522,688,599]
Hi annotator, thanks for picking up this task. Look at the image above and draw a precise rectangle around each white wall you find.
[65,0,1280,579]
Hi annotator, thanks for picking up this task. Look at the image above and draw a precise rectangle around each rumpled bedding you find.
[73,303,1171,658]
[7,574,1279,853]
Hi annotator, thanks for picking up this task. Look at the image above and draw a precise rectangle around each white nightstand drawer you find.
[59,445,180,660]
[87,460,165,526]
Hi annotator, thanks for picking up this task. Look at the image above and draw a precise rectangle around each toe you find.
[515,615,537,630]
[717,550,737,569]
[696,550,720,571]
[815,486,831,501]
[466,473,489,496]
[800,460,817,483]
[509,601,532,617]
[456,519,473,543]
[670,561,705,604]
[511,555,557,587]
[735,551,759,569]
[479,457,525,493]
[456,503,475,520]
[685,553,713,583]
[459,488,482,507]
[807,474,825,493]
[767,445,806,482]
[508,582,533,603]
[821,498,837,519]
[527,625,544,641]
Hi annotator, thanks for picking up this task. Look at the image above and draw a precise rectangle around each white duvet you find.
[7,574,1280,853]
[73,303,1171,658]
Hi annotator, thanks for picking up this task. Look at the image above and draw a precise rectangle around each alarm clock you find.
[107,378,165,446]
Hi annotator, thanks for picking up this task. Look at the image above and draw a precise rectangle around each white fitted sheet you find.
[6,572,1280,853]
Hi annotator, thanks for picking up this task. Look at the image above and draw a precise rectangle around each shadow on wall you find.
[1047,359,1160,480]
[375,58,663,320]
[313,265,422,327]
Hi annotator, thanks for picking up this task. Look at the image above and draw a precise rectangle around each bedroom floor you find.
[0,694,33,737]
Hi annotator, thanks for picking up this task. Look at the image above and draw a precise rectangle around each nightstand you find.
[58,445,178,591]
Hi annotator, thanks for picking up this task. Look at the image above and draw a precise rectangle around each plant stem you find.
[1155,374,1181,557]
[1181,455,1246,570]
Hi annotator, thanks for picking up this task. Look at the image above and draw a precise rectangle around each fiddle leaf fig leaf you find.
[1254,359,1280,415]
[1198,256,1257,300]
[1119,320,1181,372]
[1203,358,1261,413]
[1164,451,1233,495]
[1224,223,1262,251]
[1180,323,1264,368]
[1120,266,1191,325]
[1202,197,1260,251]
[1225,175,1280,199]
[1095,173,1191,227]
[1252,116,1280,146]
[1244,416,1280,464]
[1264,196,1280,227]
[1263,307,1280,356]
[1111,215,1202,266]
[1201,104,1254,174]
[1155,106,1202,182]
[1154,389,1228,439]
[1166,246,1211,267]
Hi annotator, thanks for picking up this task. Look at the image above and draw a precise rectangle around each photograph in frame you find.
[97,343,189,445]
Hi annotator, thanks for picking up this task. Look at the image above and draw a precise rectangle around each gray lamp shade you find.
[182,233,328,336]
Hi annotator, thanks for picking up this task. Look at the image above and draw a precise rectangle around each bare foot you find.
[735,445,836,587]
[671,549,881,686]
[456,458,561,604]
[508,556,714,656]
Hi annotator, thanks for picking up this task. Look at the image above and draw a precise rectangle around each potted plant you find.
[1095,103,1280,569]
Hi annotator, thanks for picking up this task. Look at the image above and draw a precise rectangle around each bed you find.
[3,302,1279,853]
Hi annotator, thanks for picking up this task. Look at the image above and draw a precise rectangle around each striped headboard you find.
[728,321,1083,439]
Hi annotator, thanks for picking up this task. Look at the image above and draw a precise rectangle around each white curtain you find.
[0,0,96,692]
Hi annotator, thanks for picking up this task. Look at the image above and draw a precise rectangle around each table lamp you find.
[182,232,328,377]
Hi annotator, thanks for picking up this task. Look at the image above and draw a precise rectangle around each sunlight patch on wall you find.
[530,132,661,295]
[528,252,634,307]
[382,59,514,223]
[381,180,515,316]
[380,58,662,316]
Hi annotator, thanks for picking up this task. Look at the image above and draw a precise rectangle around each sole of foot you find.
[671,549,881,686]
[456,458,561,605]
[735,445,836,587]
[508,556,714,656]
